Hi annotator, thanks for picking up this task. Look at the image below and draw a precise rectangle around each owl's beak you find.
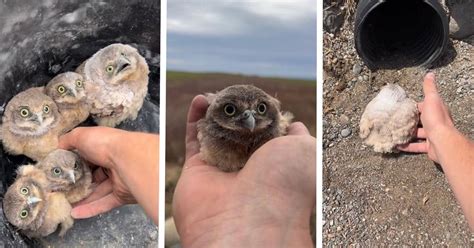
[27,196,42,206]
[32,114,43,124]
[67,88,76,97]
[116,56,131,74]
[68,171,76,184]
[242,110,256,132]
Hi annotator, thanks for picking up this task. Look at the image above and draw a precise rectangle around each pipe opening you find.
[356,0,447,69]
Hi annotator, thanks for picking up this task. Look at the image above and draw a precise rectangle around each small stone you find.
[352,63,362,75]
[341,128,352,138]
[339,114,350,126]
[149,230,158,240]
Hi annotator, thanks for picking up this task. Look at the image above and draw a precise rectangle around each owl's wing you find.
[388,99,419,145]
[279,111,294,135]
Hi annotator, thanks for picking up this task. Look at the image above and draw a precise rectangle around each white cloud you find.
[168,0,316,36]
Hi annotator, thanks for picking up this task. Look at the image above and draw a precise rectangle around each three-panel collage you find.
[0,0,472,247]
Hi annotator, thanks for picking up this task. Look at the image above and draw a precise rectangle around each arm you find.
[398,73,474,230]
[430,125,474,229]
[59,127,159,224]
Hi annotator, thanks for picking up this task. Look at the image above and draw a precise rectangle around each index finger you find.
[185,95,209,160]
[423,72,438,96]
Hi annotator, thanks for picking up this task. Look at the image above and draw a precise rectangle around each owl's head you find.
[3,176,46,229]
[37,149,85,191]
[206,85,281,133]
[45,72,86,105]
[85,43,149,85]
[4,88,60,136]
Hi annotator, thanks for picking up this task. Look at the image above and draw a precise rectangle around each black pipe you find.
[0,0,160,245]
[354,0,449,69]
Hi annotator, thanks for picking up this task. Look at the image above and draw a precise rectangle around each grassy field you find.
[165,70,316,218]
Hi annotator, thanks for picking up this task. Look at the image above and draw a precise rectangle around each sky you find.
[167,0,317,80]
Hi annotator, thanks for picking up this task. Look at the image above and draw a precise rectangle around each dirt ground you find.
[323,2,474,246]
[165,71,316,242]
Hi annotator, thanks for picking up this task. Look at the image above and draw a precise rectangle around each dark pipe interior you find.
[0,0,159,245]
[357,0,446,69]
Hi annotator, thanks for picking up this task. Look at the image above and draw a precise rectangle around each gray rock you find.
[341,128,352,138]
[352,63,362,75]
[447,0,474,39]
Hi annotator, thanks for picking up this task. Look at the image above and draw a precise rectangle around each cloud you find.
[167,1,316,79]
[168,0,316,36]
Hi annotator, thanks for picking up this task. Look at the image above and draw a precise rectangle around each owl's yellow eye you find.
[20,187,28,195]
[257,103,267,114]
[43,105,50,114]
[57,85,66,94]
[106,65,114,73]
[224,104,236,116]
[76,80,83,88]
[19,108,29,118]
[52,167,62,176]
[20,209,28,219]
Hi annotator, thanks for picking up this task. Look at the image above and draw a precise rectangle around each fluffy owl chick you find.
[3,165,73,237]
[197,85,293,172]
[360,84,419,153]
[36,149,92,204]
[1,87,63,161]
[44,72,90,132]
[77,43,149,127]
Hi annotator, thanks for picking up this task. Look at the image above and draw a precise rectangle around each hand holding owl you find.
[172,95,316,247]
[57,127,158,224]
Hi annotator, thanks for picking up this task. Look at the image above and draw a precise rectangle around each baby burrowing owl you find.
[3,165,73,237]
[360,84,419,153]
[1,87,63,161]
[36,149,92,204]
[76,43,149,127]
[44,72,90,133]
[197,85,293,172]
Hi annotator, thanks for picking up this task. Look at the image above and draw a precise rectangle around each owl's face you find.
[37,149,84,191]
[207,85,281,133]
[87,44,143,85]
[4,88,59,136]
[3,177,45,229]
[45,72,86,105]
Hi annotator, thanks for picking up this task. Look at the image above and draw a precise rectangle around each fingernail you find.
[426,72,435,79]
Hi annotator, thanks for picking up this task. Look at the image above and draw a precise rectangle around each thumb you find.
[287,122,310,136]
[423,72,439,96]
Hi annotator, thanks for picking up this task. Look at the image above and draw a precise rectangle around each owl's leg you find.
[58,216,74,237]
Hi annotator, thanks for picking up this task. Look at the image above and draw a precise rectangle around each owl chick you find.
[76,43,149,127]
[197,85,293,172]
[3,165,73,237]
[1,87,63,161]
[44,72,90,133]
[359,84,419,153]
[36,149,92,204]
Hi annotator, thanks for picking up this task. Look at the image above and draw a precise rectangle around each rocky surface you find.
[0,0,160,246]
[323,0,473,246]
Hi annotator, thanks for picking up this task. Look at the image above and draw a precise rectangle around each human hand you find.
[398,72,455,162]
[173,95,316,247]
[58,127,136,219]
